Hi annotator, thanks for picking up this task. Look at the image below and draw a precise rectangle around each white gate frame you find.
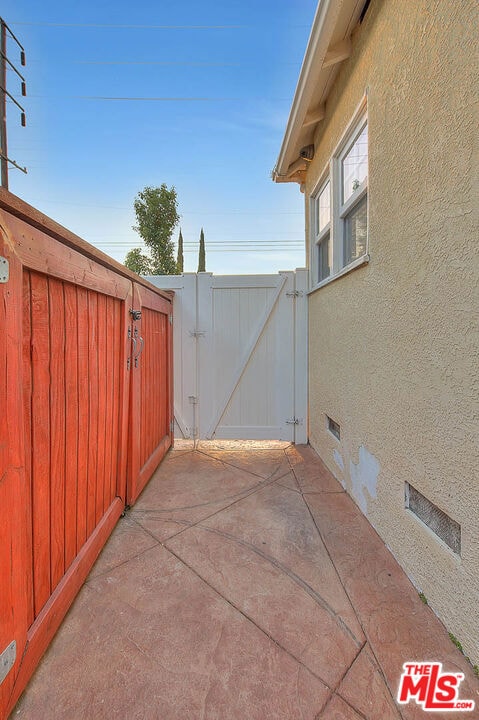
[147,270,308,444]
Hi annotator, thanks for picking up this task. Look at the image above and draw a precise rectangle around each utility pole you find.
[0,17,27,189]
[0,19,8,188]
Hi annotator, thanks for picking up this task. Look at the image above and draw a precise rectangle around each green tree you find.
[197,227,206,272]
[124,184,180,275]
[123,248,153,275]
[176,228,184,273]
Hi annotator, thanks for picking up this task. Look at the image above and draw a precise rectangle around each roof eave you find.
[273,0,366,184]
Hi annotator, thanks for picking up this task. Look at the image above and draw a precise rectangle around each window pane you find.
[318,181,330,233]
[342,123,368,203]
[318,233,330,282]
[343,195,367,266]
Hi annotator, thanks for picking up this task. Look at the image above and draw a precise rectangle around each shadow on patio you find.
[13,442,479,719]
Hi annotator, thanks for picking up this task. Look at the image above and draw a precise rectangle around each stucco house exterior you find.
[274,0,478,664]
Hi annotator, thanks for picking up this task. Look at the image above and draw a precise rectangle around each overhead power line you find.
[28,94,291,102]
[93,239,304,245]
[183,249,303,253]
[183,239,303,244]
[78,61,244,66]
[179,247,304,254]
[96,243,304,249]
[102,247,304,255]
[11,22,249,29]
[21,198,303,216]
[94,243,303,247]
[11,21,309,30]
[72,60,300,67]
[183,245,303,248]
[21,59,301,68]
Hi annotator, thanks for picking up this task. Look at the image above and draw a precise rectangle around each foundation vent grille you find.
[327,416,340,440]
[405,483,461,555]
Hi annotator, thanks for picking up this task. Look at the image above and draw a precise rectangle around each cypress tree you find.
[176,229,184,273]
[197,228,206,272]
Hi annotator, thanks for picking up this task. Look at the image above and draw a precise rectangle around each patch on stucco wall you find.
[333,449,346,486]
[349,445,380,515]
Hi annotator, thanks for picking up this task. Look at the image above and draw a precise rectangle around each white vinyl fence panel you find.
[147,270,308,443]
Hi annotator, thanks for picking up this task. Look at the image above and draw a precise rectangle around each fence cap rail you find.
[0,188,173,300]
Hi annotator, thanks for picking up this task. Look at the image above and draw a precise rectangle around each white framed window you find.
[310,103,368,289]
[340,121,368,267]
[313,179,331,282]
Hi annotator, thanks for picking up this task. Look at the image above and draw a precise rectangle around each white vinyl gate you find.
[147,271,308,443]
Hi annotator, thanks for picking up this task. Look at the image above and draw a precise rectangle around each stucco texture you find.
[305,0,478,662]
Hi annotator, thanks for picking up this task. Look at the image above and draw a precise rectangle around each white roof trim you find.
[273,0,366,183]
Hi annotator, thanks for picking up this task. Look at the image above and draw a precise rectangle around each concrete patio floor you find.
[13,442,479,719]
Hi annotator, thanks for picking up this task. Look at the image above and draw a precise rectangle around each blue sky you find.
[3,0,316,274]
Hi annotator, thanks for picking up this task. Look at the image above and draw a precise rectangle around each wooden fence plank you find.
[157,314,165,453]
[96,293,107,523]
[30,272,52,616]
[76,286,89,552]
[160,314,168,442]
[64,283,79,570]
[109,299,120,502]
[152,313,158,463]
[86,290,98,537]
[115,295,132,505]
[104,295,114,512]
[0,245,29,713]
[140,317,147,467]
[48,277,66,591]
[22,271,34,627]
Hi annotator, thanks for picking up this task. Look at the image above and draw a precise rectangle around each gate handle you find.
[134,336,144,368]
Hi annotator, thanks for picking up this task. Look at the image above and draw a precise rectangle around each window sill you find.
[308,253,370,295]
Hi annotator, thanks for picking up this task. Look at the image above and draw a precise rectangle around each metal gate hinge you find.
[0,256,9,283]
[169,314,173,325]
[285,290,303,298]
[0,640,16,685]
[286,417,303,425]
[189,330,205,338]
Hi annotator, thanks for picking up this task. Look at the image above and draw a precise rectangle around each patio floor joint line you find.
[162,542,335,692]
[192,522,363,647]
[286,448,406,717]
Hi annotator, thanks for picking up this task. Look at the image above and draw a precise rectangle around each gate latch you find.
[0,640,16,685]
[130,309,142,321]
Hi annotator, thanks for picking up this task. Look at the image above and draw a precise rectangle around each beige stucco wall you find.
[304,0,478,662]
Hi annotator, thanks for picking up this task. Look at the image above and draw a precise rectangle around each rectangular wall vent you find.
[327,416,340,440]
[405,483,461,555]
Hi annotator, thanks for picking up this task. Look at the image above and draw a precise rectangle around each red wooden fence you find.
[0,190,173,718]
